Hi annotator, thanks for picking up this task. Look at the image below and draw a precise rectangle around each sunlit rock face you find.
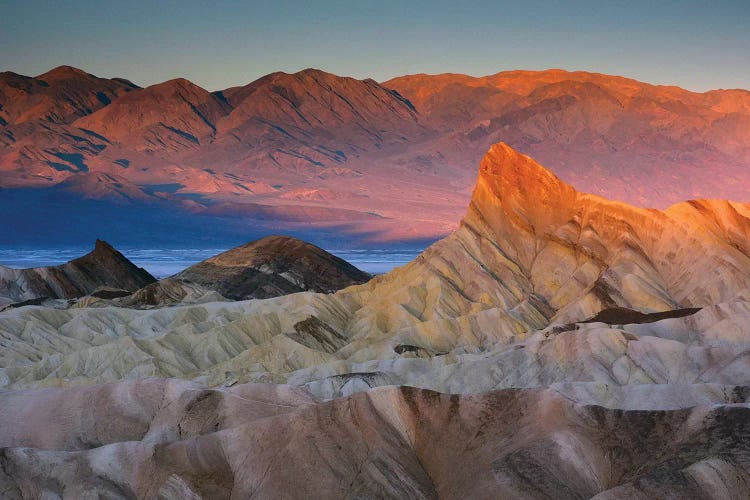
[458,143,750,323]
[386,69,750,208]
[1,143,750,498]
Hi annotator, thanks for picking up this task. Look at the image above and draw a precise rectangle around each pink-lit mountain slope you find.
[386,69,750,206]
[1,66,748,244]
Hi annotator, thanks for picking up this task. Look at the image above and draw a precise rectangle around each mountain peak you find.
[479,142,573,192]
[0,240,155,303]
[37,65,91,80]
[469,142,577,229]
[215,66,423,144]
[72,76,229,149]
[291,68,382,90]
[0,65,136,125]
[175,235,370,299]
[463,143,580,272]
[297,67,330,77]
[157,77,202,89]
[141,78,210,98]
[70,240,155,289]
[93,238,117,254]
[80,239,126,263]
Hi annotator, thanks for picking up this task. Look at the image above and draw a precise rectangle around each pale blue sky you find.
[1,0,749,92]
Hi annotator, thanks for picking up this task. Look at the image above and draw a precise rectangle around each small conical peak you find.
[207,235,316,267]
[93,239,118,255]
[296,68,338,80]
[150,77,206,94]
[37,65,91,80]
[177,234,370,298]
[68,239,125,267]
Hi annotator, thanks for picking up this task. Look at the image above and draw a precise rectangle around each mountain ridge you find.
[0,66,137,125]
[0,239,155,305]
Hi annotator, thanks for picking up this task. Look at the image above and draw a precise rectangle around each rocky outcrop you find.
[174,235,371,299]
[111,278,226,308]
[0,240,155,305]
[450,142,750,322]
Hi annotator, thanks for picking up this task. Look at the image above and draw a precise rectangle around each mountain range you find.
[1,65,749,246]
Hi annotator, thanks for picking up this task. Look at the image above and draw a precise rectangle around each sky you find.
[1,0,749,92]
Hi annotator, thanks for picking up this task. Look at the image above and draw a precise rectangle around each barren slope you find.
[0,66,137,126]
[0,240,155,306]
[2,382,750,499]
[175,235,371,299]
[386,69,750,206]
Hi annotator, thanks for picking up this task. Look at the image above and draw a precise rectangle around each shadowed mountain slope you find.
[175,235,371,299]
[0,240,155,304]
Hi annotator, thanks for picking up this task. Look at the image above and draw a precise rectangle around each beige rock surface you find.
[1,383,749,499]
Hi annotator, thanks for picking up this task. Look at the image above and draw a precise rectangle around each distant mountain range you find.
[2,65,749,246]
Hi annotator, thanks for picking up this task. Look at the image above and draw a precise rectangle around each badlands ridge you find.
[1,144,750,498]
[0,240,155,307]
